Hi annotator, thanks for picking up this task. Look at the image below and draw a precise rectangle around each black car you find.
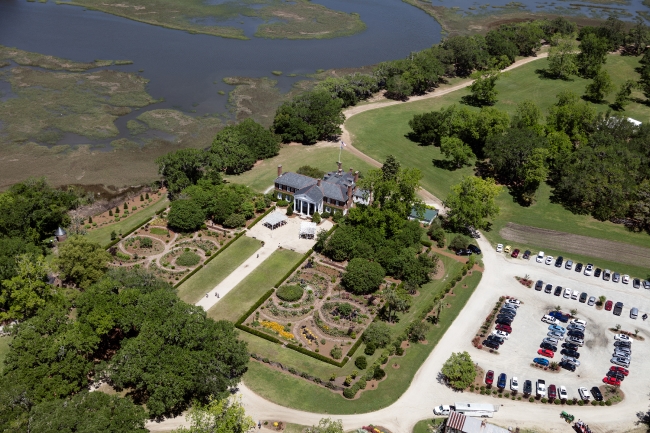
[535,280,543,291]
[523,380,532,395]
[483,340,500,349]
[591,387,603,401]
[540,342,557,352]
[595,268,602,278]
[497,315,515,323]
[523,250,531,260]
[554,286,563,296]
[562,342,579,351]
[495,318,512,326]
[575,263,583,273]
[614,301,624,316]
[487,335,504,344]
[559,361,576,372]
[607,371,625,381]
[614,341,632,348]
[561,349,581,358]
[467,244,482,255]
[555,256,564,267]
[579,292,588,303]
[633,278,641,289]
[456,249,472,256]
[500,310,516,318]
[567,330,584,339]
[544,284,553,294]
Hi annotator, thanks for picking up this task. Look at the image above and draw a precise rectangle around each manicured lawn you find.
[347,54,650,264]
[224,145,377,193]
[243,265,482,413]
[413,418,444,433]
[176,236,262,304]
[85,196,168,247]
[0,336,11,373]
[207,248,303,322]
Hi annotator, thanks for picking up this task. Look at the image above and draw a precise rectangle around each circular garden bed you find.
[121,236,164,257]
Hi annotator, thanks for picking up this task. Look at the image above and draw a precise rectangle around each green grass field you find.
[243,265,482,414]
[347,54,650,267]
[85,196,168,247]
[412,418,444,433]
[207,248,303,322]
[0,336,11,373]
[176,236,262,304]
[224,145,377,193]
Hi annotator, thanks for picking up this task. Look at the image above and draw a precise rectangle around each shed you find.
[408,208,439,226]
[262,211,287,230]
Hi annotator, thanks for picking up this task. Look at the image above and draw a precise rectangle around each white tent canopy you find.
[262,211,287,230]
[299,221,317,239]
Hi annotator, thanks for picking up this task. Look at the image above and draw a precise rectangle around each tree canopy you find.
[444,177,502,230]
[55,235,112,289]
[167,198,207,232]
[172,397,254,433]
[342,258,386,295]
[441,351,476,389]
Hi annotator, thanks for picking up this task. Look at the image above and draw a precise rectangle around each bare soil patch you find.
[499,222,650,268]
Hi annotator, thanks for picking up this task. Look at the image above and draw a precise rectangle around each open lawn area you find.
[176,236,262,304]
[85,196,168,247]
[412,418,444,433]
[207,248,302,322]
[243,261,482,413]
[347,54,650,267]
[224,145,377,193]
[0,336,11,373]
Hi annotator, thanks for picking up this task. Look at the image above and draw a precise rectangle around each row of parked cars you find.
[484,370,605,402]
[538,315,587,372]
[482,299,520,349]
[610,334,633,369]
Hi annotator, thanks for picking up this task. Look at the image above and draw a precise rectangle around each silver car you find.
[548,331,565,340]
[566,336,584,346]
[568,324,585,332]
[562,356,580,366]
[613,349,631,358]
[543,337,559,346]
[613,273,621,283]
[588,296,596,306]
[611,357,630,367]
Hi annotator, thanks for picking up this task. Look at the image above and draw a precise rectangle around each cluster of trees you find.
[156,118,280,197]
[441,351,477,390]
[316,156,438,293]
[0,268,249,430]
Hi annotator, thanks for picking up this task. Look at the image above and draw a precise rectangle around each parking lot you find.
[471,246,650,404]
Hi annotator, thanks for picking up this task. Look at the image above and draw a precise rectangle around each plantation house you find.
[274,163,370,217]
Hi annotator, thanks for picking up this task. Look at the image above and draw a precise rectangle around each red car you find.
[605,300,613,311]
[548,384,557,400]
[511,249,520,258]
[603,376,621,386]
[537,348,555,358]
[610,366,629,376]
[496,324,512,333]
[485,370,494,385]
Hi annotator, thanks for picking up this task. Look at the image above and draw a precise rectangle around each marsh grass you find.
[0,45,124,71]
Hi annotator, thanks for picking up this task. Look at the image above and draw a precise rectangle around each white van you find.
[571,290,580,300]
[536,251,545,263]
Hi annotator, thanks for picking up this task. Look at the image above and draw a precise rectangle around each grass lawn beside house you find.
[412,418,444,433]
[207,248,303,322]
[176,236,263,304]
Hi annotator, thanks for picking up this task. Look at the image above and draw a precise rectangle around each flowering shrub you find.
[261,321,294,340]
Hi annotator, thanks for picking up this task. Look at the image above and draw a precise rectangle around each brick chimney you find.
[354,171,359,182]
[277,165,282,177]
[317,179,321,187]
[347,185,353,205]
[337,161,342,171]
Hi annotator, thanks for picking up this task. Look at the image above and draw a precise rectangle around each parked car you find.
[536,380,547,397]
[610,366,629,376]
[571,290,579,300]
[611,357,630,367]
[536,251,545,262]
[540,342,557,352]
[603,376,621,386]
[496,324,512,333]
[543,337,560,346]
[554,286,563,296]
[545,284,553,294]
[535,280,544,291]
[496,244,503,253]
[504,245,512,254]
[588,296,596,306]
[559,386,568,400]
[614,334,631,342]
[485,370,494,385]
[561,349,580,358]
[567,323,585,332]
[533,357,550,367]
[542,315,558,325]
[630,307,639,319]
[562,342,579,351]
[555,256,564,267]
[565,260,573,270]
[510,376,519,391]
[584,263,593,276]
[566,336,584,346]
[548,324,565,333]
[644,280,650,290]
[511,249,520,258]
[467,244,482,255]
[559,361,576,372]
[497,373,507,389]
[570,319,587,326]
[614,341,631,348]
[545,256,554,265]
[595,268,602,278]
[578,387,592,401]
[579,292,588,303]
[607,371,626,381]
[492,330,510,340]
[633,278,641,289]
[505,298,521,305]
[622,274,630,284]
[487,335,504,345]
[613,302,624,316]
[523,250,531,260]
[495,318,512,326]
[603,269,611,280]
[575,263,583,273]
[613,272,621,283]
[605,300,613,311]
[548,384,557,400]
[483,340,500,350]
[498,313,515,321]
[549,311,570,322]
[502,303,518,312]
[547,331,565,340]
[591,387,603,402]
[613,349,631,358]
[567,331,584,339]
[538,348,555,358]
[500,307,516,316]
[562,357,581,366]
[456,249,472,256]
[523,380,532,395]
[563,287,572,298]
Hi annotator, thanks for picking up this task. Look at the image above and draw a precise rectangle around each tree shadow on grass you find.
[432,158,461,171]
[534,68,574,81]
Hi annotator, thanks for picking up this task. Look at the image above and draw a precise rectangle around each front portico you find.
[294,194,321,217]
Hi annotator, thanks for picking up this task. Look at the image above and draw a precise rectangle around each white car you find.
[542,315,558,325]
[536,380,547,397]
[559,386,568,400]
[492,330,509,340]
[536,251,545,263]
[510,377,519,391]
[505,298,521,306]
[563,287,572,298]
[622,274,630,284]
[496,243,504,253]
[584,263,593,276]
[566,336,584,346]
[545,255,554,265]
[562,356,581,366]
[571,290,580,300]
[614,334,631,342]
[570,318,587,327]
[578,387,592,401]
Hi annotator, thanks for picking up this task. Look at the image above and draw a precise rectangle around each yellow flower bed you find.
[261,320,294,340]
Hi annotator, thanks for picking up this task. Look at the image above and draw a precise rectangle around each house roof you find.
[321,182,347,202]
[447,411,509,433]
[296,184,324,203]
[409,208,438,222]
[323,170,355,187]
[277,169,353,203]
[353,188,368,199]
[275,172,316,190]
[54,227,67,236]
